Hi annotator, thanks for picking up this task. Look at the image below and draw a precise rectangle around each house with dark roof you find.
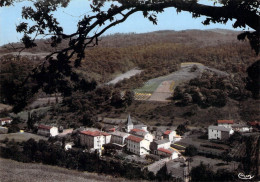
[80,130,111,150]
[208,125,234,140]
[130,128,153,142]
[37,124,58,137]
[110,131,130,145]
[125,135,150,156]
[217,120,234,128]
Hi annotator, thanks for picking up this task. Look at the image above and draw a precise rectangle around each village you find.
[0,114,259,181]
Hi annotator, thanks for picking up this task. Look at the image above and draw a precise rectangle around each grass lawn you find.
[0,158,131,182]
[0,132,47,142]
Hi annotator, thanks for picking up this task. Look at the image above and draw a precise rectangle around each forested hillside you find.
[0,30,259,127]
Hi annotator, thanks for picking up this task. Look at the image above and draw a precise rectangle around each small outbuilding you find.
[37,125,58,137]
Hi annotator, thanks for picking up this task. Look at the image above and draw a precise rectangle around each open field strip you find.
[134,93,152,100]
[180,62,204,67]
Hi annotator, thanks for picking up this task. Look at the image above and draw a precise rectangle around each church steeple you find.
[126,114,133,132]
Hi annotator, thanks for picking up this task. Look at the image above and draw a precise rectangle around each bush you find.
[185,145,198,156]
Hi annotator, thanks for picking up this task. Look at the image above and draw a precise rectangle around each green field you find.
[134,81,161,94]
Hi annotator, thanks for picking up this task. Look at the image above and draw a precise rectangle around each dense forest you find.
[0,30,259,127]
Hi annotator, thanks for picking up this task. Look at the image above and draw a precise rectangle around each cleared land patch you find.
[134,63,228,102]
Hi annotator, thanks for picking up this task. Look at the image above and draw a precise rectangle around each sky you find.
[0,0,251,46]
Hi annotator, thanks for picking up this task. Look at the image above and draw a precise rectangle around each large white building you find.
[125,135,150,156]
[80,130,111,150]
[110,131,130,145]
[208,125,234,140]
[37,125,58,137]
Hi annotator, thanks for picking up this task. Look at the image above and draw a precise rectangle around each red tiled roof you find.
[38,125,52,130]
[131,128,145,132]
[80,130,110,137]
[0,118,12,121]
[218,120,234,124]
[164,130,172,135]
[248,121,260,126]
[108,128,115,132]
[101,132,110,136]
[158,148,173,155]
[126,135,143,143]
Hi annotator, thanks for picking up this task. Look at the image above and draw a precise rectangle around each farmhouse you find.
[80,130,111,150]
[130,128,153,142]
[0,117,12,126]
[125,135,150,156]
[110,131,130,145]
[37,125,58,137]
[208,125,234,140]
[150,139,171,154]
[217,120,234,128]
[163,130,176,143]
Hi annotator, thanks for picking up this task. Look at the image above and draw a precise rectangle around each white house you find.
[217,120,234,128]
[163,130,176,143]
[126,135,150,156]
[157,148,179,160]
[110,131,130,145]
[37,125,58,137]
[0,117,12,126]
[208,125,234,140]
[130,128,153,142]
[80,130,111,150]
[150,139,171,154]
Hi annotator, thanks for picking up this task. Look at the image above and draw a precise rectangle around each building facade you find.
[130,128,153,142]
[126,135,150,156]
[150,139,171,154]
[110,131,130,145]
[163,130,176,143]
[80,130,111,150]
[208,125,234,140]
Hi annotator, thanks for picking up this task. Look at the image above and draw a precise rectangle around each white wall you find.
[50,127,58,137]
[208,129,221,139]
